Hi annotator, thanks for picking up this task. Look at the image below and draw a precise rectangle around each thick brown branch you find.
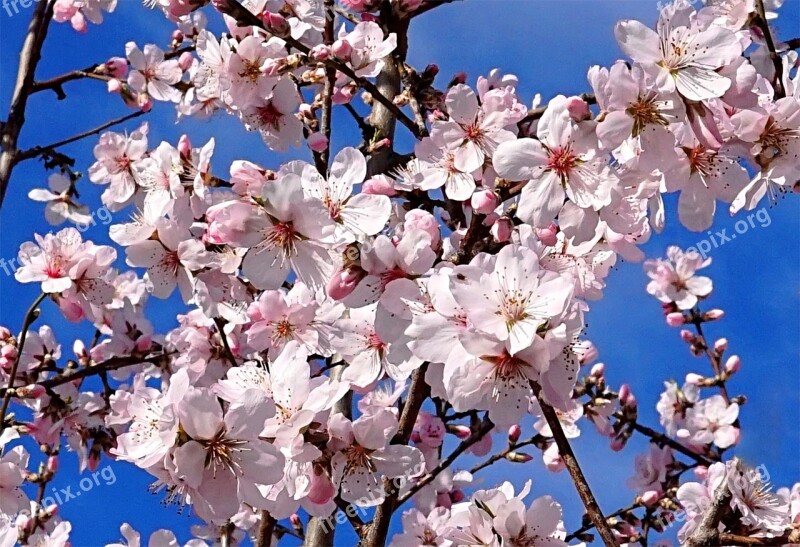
[0,0,55,208]
[685,477,731,547]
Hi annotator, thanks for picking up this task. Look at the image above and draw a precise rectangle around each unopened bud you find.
[506,452,533,463]
[703,309,725,321]
[309,44,331,62]
[178,134,192,158]
[714,338,728,354]
[450,425,471,439]
[490,217,513,243]
[639,490,660,507]
[507,424,521,443]
[618,383,632,404]
[307,132,329,153]
[666,312,686,327]
[724,355,741,374]
[680,330,696,343]
[331,39,353,60]
[290,514,301,527]
[104,57,128,79]
[610,436,626,452]
[326,267,363,301]
[590,363,605,378]
[15,384,45,398]
[362,176,397,196]
[685,373,704,385]
[46,455,59,474]
[565,96,591,122]
[470,190,498,214]
[262,12,290,36]
[450,489,465,503]
[178,51,194,72]
[535,223,558,246]
[107,78,122,94]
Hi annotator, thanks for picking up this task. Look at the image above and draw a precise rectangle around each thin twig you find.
[0,293,47,435]
[17,110,147,162]
[213,318,238,368]
[531,381,618,546]
[754,0,785,99]
[615,412,715,466]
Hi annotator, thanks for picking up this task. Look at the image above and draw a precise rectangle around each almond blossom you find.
[126,42,183,103]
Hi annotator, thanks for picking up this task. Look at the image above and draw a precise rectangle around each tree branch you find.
[685,475,731,547]
[531,381,619,546]
[754,0,785,99]
[0,0,55,208]
[0,293,46,436]
[16,110,147,162]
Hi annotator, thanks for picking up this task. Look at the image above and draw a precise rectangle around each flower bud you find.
[685,373,704,385]
[506,452,533,463]
[724,355,741,374]
[341,0,381,12]
[666,312,686,327]
[172,29,185,44]
[507,424,521,443]
[309,44,331,61]
[290,514,302,528]
[588,364,604,379]
[565,96,591,122]
[104,57,128,78]
[262,12,290,36]
[714,338,728,354]
[610,436,626,452]
[703,309,725,321]
[178,134,192,158]
[639,490,660,507]
[450,489,465,503]
[680,330,696,343]
[331,39,353,60]
[618,383,631,404]
[307,132,329,153]
[470,190,498,214]
[362,175,397,196]
[15,384,45,398]
[178,51,194,72]
[535,223,558,246]
[326,267,363,301]
[490,217,513,243]
[693,466,708,480]
[137,93,153,112]
[625,394,637,410]
[450,425,471,439]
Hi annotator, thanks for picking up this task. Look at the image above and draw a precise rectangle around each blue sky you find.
[1,1,798,545]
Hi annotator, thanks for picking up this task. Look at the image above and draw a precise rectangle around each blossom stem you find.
[0,0,55,208]
[213,318,238,368]
[531,381,619,546]
[314,0,336,173]
[467,435,540,475]
[753,0,785,99]
[689,310,731,405]
[613,411,715,466]
[0,292,47,437]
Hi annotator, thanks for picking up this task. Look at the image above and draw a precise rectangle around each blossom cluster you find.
[1,0,799,544]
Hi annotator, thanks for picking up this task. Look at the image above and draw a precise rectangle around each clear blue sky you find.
[1,1,798,545]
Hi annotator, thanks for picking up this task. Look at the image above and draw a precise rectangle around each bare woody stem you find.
[256,511,275,547]
[753,0,785,99]
[685,476,731,547]
[613,411,715,466]
[531,381,619,546]
[0,0,55,208]
[0,292,47,436]
[16,110,147,162]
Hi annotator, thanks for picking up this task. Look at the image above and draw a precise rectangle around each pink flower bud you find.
[640,490,660,507]
[450,71,467,86]
[685,373,704,385]
[610,436,626,452]
[104,57,128,78]
[46,456,59,474]
[410,431,422,443]
[451,425,471,439]
[565,96,591,122]
[368,137,392,153]
[290,514,301,527]
[87,452,100,472]
[508,424,521,443]
[535,223,558,246]
[306,132,329,153]
[361,12,380,22]
[326,267,363,300]
[576,340,598,364]
[436,492,452,509]
[309,44,331,61]
[666,312,686,326]
[107,78,122,94]
[618,383,631,404]
[450,489,465,503]
[404,209,440,247]
[71,12,87,33]
[262,12,290,36]
[491,217,513,243]
[0,327,11,340]
[362,175,397,196]
[172,30,184,43]
[470,190,498,214]
[590,363,605,378]
[625,394,637,409]
[680,330,696,343]
[137,93,153,112]
[341,0,381,12]
[44,504,59,518]
[725,355,741,374]
[178,134,192,158]
[396,0,423,12]
[714,338,728,353]
[704,309,725,321]
[135,335,153,352]
[331,39,353,60]
[178,51,194,72]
